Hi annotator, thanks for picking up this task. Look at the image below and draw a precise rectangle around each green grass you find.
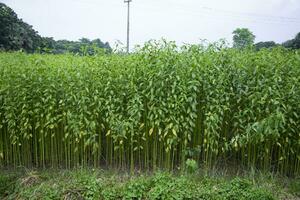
[0,169,298,200]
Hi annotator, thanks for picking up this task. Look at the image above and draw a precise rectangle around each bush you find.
[185,159,198,174]
[0,174,17,198]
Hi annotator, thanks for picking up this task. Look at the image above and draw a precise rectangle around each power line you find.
[73,0,300,24]
[148,0,300,22]
[200,6,300,21]
[134,2,300,25]
[198,6,300,23]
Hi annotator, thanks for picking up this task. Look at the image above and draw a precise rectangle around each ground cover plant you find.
[0,41,299,176]
[1,169,299,200]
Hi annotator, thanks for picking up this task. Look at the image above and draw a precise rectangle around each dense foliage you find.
[282,32,300,50]
[0,3,111,54]
[232,28,256,49]
[0,3,41,52]
[254,41,278,50]
[0,42,299,175]
[1,170,288,200]
[39,37,112,55]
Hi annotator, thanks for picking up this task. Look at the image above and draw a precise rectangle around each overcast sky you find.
[2,0,300,49]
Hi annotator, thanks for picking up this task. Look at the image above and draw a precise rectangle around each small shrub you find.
[122,177,150,200]
[186,158,198,174]
[288,179,300,197]
[0,174,17,198]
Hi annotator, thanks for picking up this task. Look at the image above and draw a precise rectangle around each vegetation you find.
[0,42,299,176]
[254,41,278,51]
[282,32,300,50]
[1,169,299,200]
[231,28,300,51]
[232,28,256,49]
[1,2,299,199]
[45,38,112,55]
[0,3,41,52]
[255,33,300,51]
[0,3,111,54]
[1,2,300,55]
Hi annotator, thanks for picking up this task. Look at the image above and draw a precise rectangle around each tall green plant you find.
[0,43,299,175]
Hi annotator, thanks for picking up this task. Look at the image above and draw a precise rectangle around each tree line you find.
[0,2,299,54]
[232,28,300,50]
[0,3,111,55]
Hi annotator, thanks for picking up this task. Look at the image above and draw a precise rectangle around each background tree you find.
[0,3,111,54]
[0,3,42,52]
[254,41,278,50]
[232,28,256,49]
[38,37,56,53]
[53,38,111,55]
[282,32,300,49]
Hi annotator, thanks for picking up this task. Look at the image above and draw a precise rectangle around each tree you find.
[0,3,112,54]
[282,32,300,49]
[51,38,111,55]
[38,37,56,53]
[232,28,255,49]
[254,41,278,50]
[0,3,42,52]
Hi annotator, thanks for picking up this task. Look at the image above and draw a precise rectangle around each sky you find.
[2,0,300,49]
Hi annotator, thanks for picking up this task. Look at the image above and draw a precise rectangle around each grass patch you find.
[0,169,298,200]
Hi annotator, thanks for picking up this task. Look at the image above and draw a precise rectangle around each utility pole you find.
[124,0,132,53]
